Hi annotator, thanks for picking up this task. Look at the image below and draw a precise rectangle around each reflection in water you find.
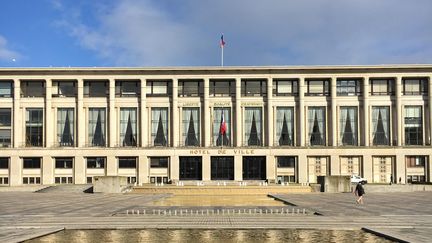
[28,229,393,243]
[152,195,285,206]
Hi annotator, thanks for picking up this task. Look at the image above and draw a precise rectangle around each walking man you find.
[354,181,365,204]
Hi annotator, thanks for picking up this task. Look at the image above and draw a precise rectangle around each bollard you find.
[276,209,278,214]
[249,209,251,215]
[254,209,257,214]
[217,209,219,215]
[174,210,177,216]
[126,210,129,215]
[180,210,183,216]
[169,210,172,216]
[222,209,224,215]
[292,208,294,215]
[265,209,268,214]
[260,209,262,214]
[271,209,273,214]
[207,209,209,215]
[137,210,140,215]
[297,209,300,214]
[144,209,146,215]
[158,210,161,215]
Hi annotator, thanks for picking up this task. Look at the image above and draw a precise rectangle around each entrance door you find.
[211,156,234,180]
[179,156,202,180]
[242,156,266,180]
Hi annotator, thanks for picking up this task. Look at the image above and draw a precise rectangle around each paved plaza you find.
[0,191,431,242]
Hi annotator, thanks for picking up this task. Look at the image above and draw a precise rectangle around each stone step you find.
[36,185,93,193]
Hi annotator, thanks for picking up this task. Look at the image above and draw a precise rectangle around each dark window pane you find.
[211,156,234,180]
[277,157,296,168]
[0,158,9,168]
[55,158,73,169]
[86,157,106,168]
[23,158,41,169]
[179,156,202,180]
[150,157,169,168]
[118,157,137,168]
[0,81,13,97]
[242,156,266,180]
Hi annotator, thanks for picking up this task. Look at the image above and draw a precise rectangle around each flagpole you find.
[221,46,224,66]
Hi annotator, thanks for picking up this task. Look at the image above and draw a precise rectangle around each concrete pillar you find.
[428,155,432,183]
[297,153,307,183]
[170,155,179,181]
[329,155,339,176]
[106,156,117,176]
[429,76,432,145]
[298,77,305,146]
[9,156,21,186]
[138,155,149,185]
[140,79,147,147]
[234,155,242,181]
[267,78,273,147]
[74,156,86,184]
[330,77,337,146]
[77,79,85,147]
[13,79,21,148]
[42,156,53,185]
[266,155,275,182]
[45,79,53,147]
[204,78,210,147]
[395,76,402,146]
[395,154,405,184]
[108,79,116,147]
[202,155,211,181]
[363,77,369,146]
[362,154,373,182]
[235,78,242,147]
[172,79,179,147]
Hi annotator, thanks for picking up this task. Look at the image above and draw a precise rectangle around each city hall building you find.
[0,65,431,186]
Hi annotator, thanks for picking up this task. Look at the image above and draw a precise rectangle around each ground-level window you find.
[179,156,202,180]
[211,156,234,180]
[243,156,266,180]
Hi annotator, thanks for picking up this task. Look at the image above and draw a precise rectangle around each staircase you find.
[35,184,93,193]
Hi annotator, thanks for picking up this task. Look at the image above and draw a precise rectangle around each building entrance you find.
[179,156,202,180]
[211,156,234,180]
[243,156,266,180]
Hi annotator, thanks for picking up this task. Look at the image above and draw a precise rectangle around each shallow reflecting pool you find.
[151,195,285,206]
[28,229,393,243]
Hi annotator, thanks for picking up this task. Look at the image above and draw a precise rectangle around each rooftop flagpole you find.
[220,34,225,66]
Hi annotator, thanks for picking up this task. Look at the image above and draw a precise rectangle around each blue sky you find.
[0,0,431,67]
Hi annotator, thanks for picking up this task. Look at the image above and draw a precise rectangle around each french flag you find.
[219,110,227,135]
[220,34,226,48]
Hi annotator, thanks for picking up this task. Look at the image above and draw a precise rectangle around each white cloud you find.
[55,0,432,66]
[0,35,21,62]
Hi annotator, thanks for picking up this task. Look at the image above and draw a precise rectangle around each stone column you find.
[395,76,402,146]
[204,78,210,147]
[428,155,432,183]
[298,77,305,146]
[9,156,21,186]
[77,79,85,147]
[234,155,242,181]
[140,79,147,147]
[172,79,179,147]
[266,155,275,182]
[330,77,337,146]
[108,79,116,147]
[363,77,369,146]
[362,154,373,182]
[45,79,53,147]
[42,156,53,185]
[138,155,149,185]
[106,156,117,176]
[13,79,21,147]
[170,155,179,181]
[429,76,432,145]
[202,155,211,181]
[235,78,242,147]
[267,78,273,147]
[74,156,86,184]
[297,153,307,183]
[395,154,405,184]
[330,155,339,175]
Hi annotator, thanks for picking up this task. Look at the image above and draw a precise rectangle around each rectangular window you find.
[52,81,76,97]
[337,79,361,96]
[372,106,390,145]
[115,80,140,97]
[339,107,358,146]
[209,79,235,97]
[86,157,106,168]
[306,79,330,96]
[55,157,73,169]
[179,156,202,180]
[0,108,12,147]
[0,158,9,169]
[277,156,296,168]
[88,108,106,147]
[23,157,41,169]
[308,107,326,146]
[370,78,394,95]
[404,106,423,145]
[0,81,13,97]
[120,108,137,146]
[211,156,234,180]
[406,156,426,167]
[182,107,200,146]
[118,157,137,168]
[275,107,294,146]
[146,80,171,96]
[84,81,108,97]
[241,80,267,96]
[21,81,45,97]
[403,78,428,95]
[273,79,298,96]
[178,80,202,97]
[244,107,262,146]
[26,108,43,146]
[57,108,74,146]
[150,157,169,168]
[213,107,231,146]
[151,108,169,146]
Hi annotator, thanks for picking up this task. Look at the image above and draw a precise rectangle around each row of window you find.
[0,78,428,98]
[0,105,425,148]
